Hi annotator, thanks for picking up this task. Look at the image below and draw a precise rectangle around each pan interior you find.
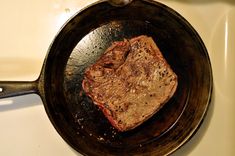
[44,1,212,156]
[64,19,187,145]
[64,19,186,145]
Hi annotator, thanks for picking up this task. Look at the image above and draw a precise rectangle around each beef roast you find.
[82,35,178,132]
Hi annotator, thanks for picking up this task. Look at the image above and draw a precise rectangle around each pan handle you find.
[0,81,38,99]
[108,0,133,7]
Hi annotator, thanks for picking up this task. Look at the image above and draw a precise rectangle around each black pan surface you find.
[39,0,213,155]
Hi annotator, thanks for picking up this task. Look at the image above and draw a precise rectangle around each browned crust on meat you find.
[82,35,178,131]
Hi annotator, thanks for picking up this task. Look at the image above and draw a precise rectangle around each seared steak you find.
[82,35,178,132]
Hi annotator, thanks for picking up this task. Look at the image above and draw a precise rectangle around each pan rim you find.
[41,0,213,155]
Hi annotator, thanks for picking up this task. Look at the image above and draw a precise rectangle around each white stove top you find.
[0,0,234,155]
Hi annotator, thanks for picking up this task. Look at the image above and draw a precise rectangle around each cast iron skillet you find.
[0,0,213,155]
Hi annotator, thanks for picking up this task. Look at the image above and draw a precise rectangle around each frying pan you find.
[0,0,213,155]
